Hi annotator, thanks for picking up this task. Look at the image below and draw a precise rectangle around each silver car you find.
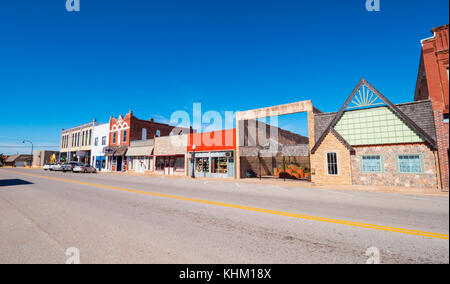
[43,164,53,171]
[61,162,79,172]
[52,163,64,171]
[73,164,97,173]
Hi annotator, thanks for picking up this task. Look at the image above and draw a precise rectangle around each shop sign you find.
[103,147,115,155]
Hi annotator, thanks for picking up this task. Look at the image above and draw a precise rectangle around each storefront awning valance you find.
[126,146,154,156]
[114,146,128,157]
[103,146,128,157]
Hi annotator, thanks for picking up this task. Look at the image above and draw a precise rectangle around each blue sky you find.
[0,0,448,154]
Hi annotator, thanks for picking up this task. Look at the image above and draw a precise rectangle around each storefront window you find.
[195,158,209,173]
[156,157,165,171]
[211,157,228,174]
[175,157,184,171]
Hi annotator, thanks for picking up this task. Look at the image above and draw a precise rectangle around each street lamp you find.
[22,140,33,168]
[191,144,196,179]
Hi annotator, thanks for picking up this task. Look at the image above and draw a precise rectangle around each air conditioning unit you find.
[226,152,234,158]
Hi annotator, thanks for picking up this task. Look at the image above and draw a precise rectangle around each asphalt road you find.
[0,168,448,264]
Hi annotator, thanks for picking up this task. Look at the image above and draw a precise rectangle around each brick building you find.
[105,110,193,172]
[310,79,439,189]
[414,24,449,191]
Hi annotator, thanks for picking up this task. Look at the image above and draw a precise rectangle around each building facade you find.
[311,79,439,189]
[154,135,188,176]
[60,120,99,164]
[126,139,154,174]
[106,110,193,172]
[414,24,449,191]
[187,129,237,178]
[32,150,60,168]
[90,123,110,171]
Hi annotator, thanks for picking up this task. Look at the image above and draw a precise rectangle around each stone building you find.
[414,24,449,191]
[310,79,439,189]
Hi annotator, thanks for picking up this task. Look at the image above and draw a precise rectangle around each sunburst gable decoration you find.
[346,83,385,109]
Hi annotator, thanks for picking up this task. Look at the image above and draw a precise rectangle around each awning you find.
[126,146,154,156]
[103,146,128,157]
[114,146,128,157]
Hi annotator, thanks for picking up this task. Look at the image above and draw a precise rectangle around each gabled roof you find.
[311,78,437,154]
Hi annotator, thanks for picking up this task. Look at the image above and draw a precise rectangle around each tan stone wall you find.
[310,132,352,185]
[351,144,438,189]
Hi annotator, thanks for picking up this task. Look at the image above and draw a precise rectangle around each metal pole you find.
[258,149,261,180]
[22,140,33,168]
[191,149,196,179]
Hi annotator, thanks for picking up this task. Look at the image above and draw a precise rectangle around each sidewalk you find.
[98,171,449,197]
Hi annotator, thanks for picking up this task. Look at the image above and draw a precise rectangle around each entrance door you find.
[169,158,175,175]
[117,156,122,172]
[137,157,145,173]
[164,158,169,175]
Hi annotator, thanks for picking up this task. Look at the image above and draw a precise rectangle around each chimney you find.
[150,118,154,123]
[129,110,133,115]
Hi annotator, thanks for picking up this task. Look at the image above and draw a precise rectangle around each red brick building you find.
[415,24,449,191]
[106,110,192,172]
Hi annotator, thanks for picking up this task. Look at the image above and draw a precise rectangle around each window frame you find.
[94,137,99,146]
[123,130,127,142]
[326,152,339,176]
[396,154,425,174]
[359,155,384,174]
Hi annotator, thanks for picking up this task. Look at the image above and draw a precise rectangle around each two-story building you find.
[414,24,449,191]
[105,110,193,172]
[60,120,100,164]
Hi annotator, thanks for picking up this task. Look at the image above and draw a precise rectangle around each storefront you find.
[187,129,237,178]
[191,150,235,178]
[104,146,128,172]
[126,140,154,174]
[155,155,185,175]
[154,135,188,176]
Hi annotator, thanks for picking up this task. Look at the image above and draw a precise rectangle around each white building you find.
[90,123,110,171]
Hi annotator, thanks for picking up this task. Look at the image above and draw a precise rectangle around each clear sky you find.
[0,0,448,154]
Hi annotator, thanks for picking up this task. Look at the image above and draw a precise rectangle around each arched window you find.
[156,130,161,137]
[142,128,147,140]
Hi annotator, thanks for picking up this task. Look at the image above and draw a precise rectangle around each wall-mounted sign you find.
[103,147,115,155]
[76,151,88,157]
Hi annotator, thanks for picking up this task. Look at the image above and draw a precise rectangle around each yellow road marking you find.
[4,170,449,240]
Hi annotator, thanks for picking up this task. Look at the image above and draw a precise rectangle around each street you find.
[0,168,448,264]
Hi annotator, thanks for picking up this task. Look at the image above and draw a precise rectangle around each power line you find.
[0,146,59,148]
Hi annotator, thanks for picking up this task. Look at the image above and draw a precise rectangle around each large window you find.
[175,157,184,171]
[113,132,117,144]
[156,157,165,171]
[102,136,106,145]
[123,130,127,142]
[397,154,423,173]
[211,157,228,174]
[327,153,338,175]
[361,155,382,173]
[195,158,209,173]
[94,137,99,146]
[142,128,147,140]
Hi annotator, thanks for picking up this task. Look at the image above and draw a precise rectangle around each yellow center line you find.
[4,170,449,240]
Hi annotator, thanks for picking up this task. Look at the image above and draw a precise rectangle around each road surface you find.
[0,168,448,264]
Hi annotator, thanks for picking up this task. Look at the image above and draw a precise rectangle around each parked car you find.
[52,163,64,171]
[43,164,53,171]
[61,162,79,172]
[73,164,97,173]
